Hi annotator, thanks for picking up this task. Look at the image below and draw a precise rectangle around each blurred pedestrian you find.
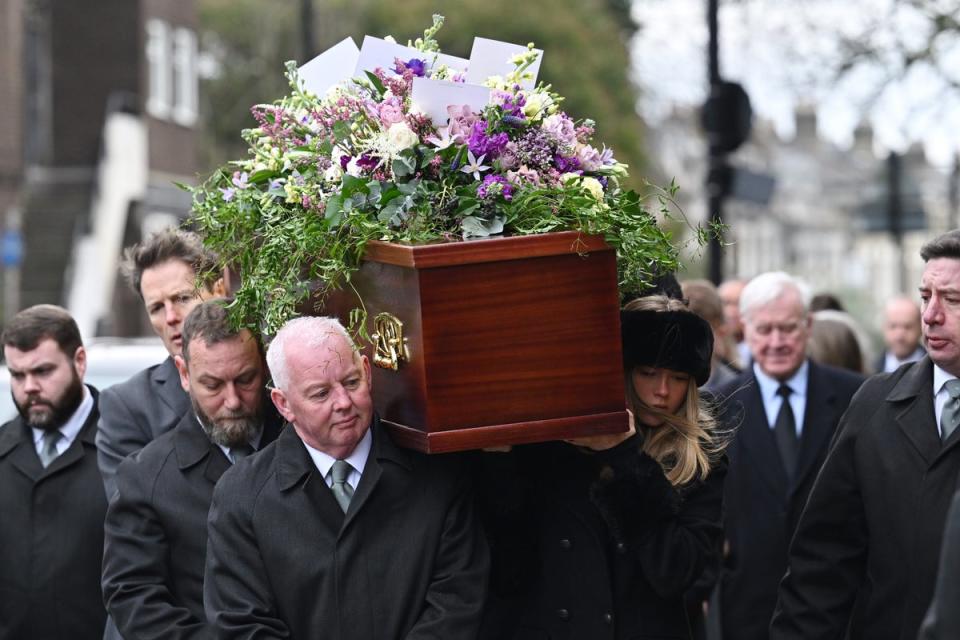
[102,299,281,639]
[682,278,740,391]
[918,488,960,640]
[479,295,728,640]
[808,310,866,374]
[809,292,845,312]
[719,278,749,368]
[0,305,106,640]
[96,228,225,498]
[204,316,489,638]
[876,295,925,373]
[715,272,864,640]
[771,230,960,640]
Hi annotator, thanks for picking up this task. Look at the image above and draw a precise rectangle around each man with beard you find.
[101,299,281,639]
[0,305,106,640]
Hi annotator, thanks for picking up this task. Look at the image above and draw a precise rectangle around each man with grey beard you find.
[101,299,281,640]
[0,305,106,640]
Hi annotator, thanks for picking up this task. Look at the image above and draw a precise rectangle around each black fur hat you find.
[620,309,714,387]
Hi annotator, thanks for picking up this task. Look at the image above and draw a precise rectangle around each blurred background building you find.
[0,0,198,338]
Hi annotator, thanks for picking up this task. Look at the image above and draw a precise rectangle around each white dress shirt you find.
[753,360,809,438]
[303,426,373,492]
[32,385,94,458]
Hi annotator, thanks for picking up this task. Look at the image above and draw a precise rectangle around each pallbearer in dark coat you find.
[97,228,225,499]
[479,295,729,640]
[0,305,107,640]
[102,299,281,640]
[771,230,960,640]
[204,316,489,639]
[715,272,863,640]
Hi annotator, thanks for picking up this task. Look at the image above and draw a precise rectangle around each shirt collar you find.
[933,363,958,395]
[302,425,373,478]
[32,385,94,447]
[753,359,809,402]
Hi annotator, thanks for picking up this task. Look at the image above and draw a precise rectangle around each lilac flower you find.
[231,171,249,189]
[220,187,236,202]
[467,121,509,159]
[460,151,490,181]
[477,174,513,201]
[268,179,283,192]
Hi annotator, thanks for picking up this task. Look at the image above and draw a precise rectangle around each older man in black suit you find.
[771,230,960,640]
[102,300,281,639]
[96,229,225,499]
[716,271,864,640]
[204,316,489,639]
[0,305,106,640]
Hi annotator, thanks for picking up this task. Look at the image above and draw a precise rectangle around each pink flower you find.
[378,102,404,126]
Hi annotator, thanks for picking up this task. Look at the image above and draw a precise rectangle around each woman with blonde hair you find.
[479,294,729,640]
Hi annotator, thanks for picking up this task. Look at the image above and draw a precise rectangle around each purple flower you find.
[220,187,236,202]
[268,179,283,192]
[554,155,581,173]
[394,58,426,77]
[476,174,513,201]
[231,171,249,189]
[340,155,351,170]
[467,121,509,159]
[356,154,379,170]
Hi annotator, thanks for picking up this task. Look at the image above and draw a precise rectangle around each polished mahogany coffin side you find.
[330,231,629,453]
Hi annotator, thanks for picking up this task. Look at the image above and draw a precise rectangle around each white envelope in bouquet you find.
[355,36,469,77]
[297,37,360,96]
[410,78,491,127]
[466,37,543,90]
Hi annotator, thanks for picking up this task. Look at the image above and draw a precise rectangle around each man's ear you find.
[73,346,87,380]
[174,355,190,392]
[271,387,295,424]
[360,354,372,393]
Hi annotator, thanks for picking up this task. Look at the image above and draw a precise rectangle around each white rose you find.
[386,122,419,154]
[581,177,605,201]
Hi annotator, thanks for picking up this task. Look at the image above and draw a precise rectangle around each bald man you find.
[876,295,924,373]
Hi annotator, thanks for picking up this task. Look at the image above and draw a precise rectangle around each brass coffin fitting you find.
[372,312,410,370]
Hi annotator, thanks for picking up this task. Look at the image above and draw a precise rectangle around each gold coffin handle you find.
[371,312,410,371]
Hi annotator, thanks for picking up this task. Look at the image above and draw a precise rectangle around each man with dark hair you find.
[772,229,960,640]
[204,316,489,638]
[96,228,225,498]
[102,299,281,639]
[0,305,107,639]
[682,278,740,391]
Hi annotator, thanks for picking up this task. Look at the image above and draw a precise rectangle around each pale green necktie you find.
[39,430,62,468]
[941,379,960,442]
[330,459,354,513]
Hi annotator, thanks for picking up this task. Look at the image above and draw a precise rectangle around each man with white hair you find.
[203,316,489,639]
[715,271,864,640]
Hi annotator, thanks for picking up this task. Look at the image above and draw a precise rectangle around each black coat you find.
[771,357,960,640]
[479,437,727,640]
[0,388,107,640]
[919,488,960,640]
[96,357,191,498]
[716,361,864,640]
[203,416,490,639]
[102,409,282,640]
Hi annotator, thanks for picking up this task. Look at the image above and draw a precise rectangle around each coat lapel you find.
[888,357,940,466]
[791,361,841,495]
[0,418,44,482]
[275,426,345,535]
[173,411,231,486]
[734,375,789,498]
[341,416,412,535]
[153,357,191,417]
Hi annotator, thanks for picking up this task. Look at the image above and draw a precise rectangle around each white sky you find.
[630,0,960,168]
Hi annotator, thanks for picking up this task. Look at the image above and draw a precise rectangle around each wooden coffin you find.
[331,231,629,453]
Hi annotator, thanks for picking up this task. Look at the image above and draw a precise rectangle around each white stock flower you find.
[581,177,604,200]
[386,122,419,154]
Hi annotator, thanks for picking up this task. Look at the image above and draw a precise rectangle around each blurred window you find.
[172,27,198,126]
[146,18,171,119]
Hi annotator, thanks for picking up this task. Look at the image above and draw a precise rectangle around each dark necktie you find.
[231,443,255,464]
[330,459,354,513]
[39,430,62,468]
[774,384,798,479]
[941,379,960,442]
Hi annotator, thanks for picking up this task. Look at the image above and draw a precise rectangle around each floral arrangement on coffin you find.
[189,16,707,334]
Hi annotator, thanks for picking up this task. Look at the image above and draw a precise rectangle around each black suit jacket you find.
[771,357,960,640]
[203,416,490,639]
[102,409,282,640]
[96,357,191,499]
[0,388,107,640]
[919,487,960,640]
[717,361,864,640]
